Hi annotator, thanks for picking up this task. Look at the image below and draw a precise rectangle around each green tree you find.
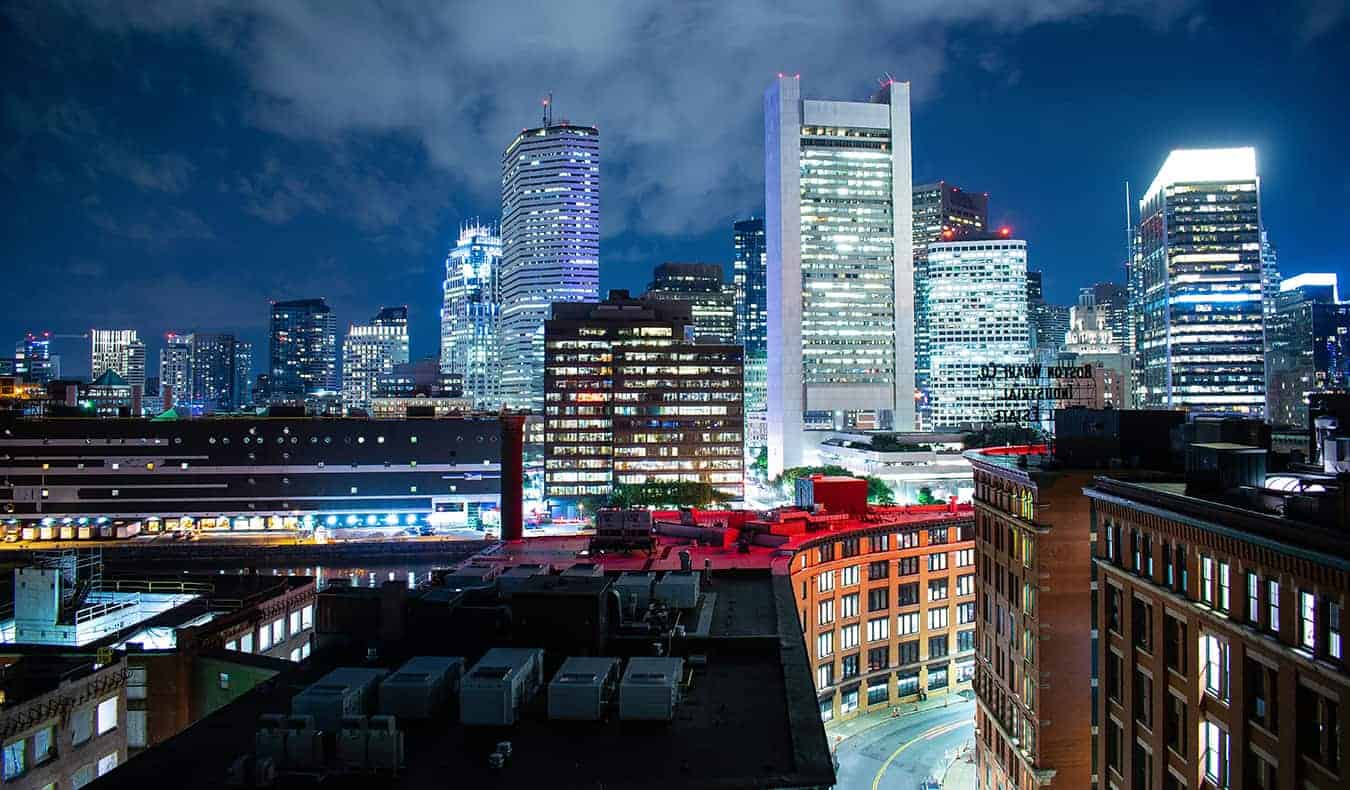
[867,476,896,505]
[915,486,937,505]
[868,434,928,453]
[771,465,895,505]
[607,481,731,509]
[751,446,768,479]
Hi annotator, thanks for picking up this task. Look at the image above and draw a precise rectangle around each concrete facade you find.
[765,76,914,476]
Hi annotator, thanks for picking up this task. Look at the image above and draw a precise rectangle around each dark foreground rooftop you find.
[90,569,834,790]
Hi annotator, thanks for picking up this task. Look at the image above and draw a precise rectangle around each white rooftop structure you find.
[1142,146,1257,204]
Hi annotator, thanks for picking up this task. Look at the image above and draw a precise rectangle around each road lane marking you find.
[871,719,968,790]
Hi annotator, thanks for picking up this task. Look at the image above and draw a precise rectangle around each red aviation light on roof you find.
[999,226,1012,237]
[941,228,954,240]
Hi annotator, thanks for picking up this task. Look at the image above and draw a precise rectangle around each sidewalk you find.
[825,690,974,743]
[942,741,977,789]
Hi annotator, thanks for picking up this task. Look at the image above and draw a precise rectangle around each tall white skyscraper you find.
[159,332,193,406]
[1136,147,1265,415]
[342,306,410,411]
[927,235,1031,429]
[90,329,145,394]
[499,118,600,412]
[764,75,914,476]
[440,221,503,409]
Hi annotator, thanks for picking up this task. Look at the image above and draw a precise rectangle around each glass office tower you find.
[499,121,600,412]
[1136,147,1265,415]
[440,221,503,409]
[159,333,193,407]
[190,333,240,413]
[268,298,338,402]
[642,262,736,344]
[342,306,410,411]
[734,218,768,412]
[764,75,914,476]
[927,235,1032,429]
[1266,274,1350,428]
[912,182,988,429]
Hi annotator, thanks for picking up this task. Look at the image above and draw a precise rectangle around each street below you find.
[830,699,975,790]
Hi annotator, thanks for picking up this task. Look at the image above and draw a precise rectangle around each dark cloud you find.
[98,148,196,193]
[87,206,215,245]
[65,0,1199,239]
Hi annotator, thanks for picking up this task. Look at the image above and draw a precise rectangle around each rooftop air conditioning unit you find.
[548,657,620,721]
[366,715,403,772]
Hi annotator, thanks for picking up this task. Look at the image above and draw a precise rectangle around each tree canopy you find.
[607,481,732,509]
[771,465,895,505]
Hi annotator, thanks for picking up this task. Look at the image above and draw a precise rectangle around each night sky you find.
[2,1,1347,379]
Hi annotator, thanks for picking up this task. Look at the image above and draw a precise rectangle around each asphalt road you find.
[832,700,975,790]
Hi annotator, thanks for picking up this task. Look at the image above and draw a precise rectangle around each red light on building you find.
[999,226,1012,237]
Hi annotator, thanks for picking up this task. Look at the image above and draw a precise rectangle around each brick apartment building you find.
[0,651,128,788]
[965,408,1186,790]
[1087,464,1347,789]
[786,476,977,721]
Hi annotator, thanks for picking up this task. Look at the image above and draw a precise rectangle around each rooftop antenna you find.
[542,92,553,127]
[1123,180,1132,269]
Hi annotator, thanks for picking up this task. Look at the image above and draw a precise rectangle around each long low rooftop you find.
[89,568,834,790]
[460,502,974,577]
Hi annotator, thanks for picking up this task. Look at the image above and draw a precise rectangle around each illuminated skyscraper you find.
[927,233,1031,429]
[440,221,503,409]
[764,75,914,476]
[1136,147,1265,415]
[14,332,53,384]
[268,298,338,402]
[233,341,253,409]
[342,306,410,411]
[190,333,239,413]
[90,329,145,394]
[1266,273,1350,428]
[1090,282,1129,348]
[733,218,768,412]
[641,262,736,344]
[912,182,988,428]
[499,118,600,412]
[159,333,193,407]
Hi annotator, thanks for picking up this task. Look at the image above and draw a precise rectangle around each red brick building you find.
[1087,474,1347,789]
[967,445,1101,790]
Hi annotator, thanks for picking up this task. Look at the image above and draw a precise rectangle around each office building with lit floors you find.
[764,75,915,476]
[641,262,736,344]
[733,218,768,418]
[965,409,1186,790]
[927,232,1032,430]
[499,118,600,413]
[912,182,989,429]
[542,291,743,507]
[1085,457,1347,790]
[1136,147,1266,416]
[268,299,338,406]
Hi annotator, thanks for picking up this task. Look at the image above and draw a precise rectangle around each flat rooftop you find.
[469,503,973,579]
[90,569,834,790]
[1088,476,1350,568]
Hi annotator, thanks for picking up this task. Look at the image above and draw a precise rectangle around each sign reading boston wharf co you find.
[976,362,1097,426]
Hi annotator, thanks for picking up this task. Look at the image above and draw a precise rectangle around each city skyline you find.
[3,4,1348,376]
